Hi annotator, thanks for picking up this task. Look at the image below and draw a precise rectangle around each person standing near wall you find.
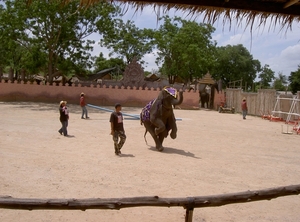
[241,97,248,120]
[58,101,69,136]
[80,92,89,119]
[110,103,126,155]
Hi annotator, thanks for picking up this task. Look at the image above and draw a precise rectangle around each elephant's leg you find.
[170,126,177,139]
[150,117,166,136]
[157,133,165,151]
[167,114,177,139]
[143,121,163,150]
[200,93,206,108]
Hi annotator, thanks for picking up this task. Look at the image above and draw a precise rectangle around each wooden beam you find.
[0,184,300,210]
[284,0,299,8]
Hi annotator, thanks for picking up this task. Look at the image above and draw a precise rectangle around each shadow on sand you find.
[148,146,200,159]
[118,153,135,158]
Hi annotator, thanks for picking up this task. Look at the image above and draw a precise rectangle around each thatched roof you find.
[198,73,216,85]
[39,0,300,31]
[144,73,160,82]
[76,67,117,81]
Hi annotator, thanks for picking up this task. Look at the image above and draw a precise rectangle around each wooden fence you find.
[225,88,300,120]
[1,184,300,222]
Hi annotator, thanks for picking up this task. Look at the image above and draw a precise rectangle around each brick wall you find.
[0,80,204,109]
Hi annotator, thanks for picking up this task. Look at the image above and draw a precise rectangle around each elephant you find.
[140,86,183,151]
[199,91,210,108]
[199,82,219,109]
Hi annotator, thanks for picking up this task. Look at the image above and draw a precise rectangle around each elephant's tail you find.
[140,113,143,125]
[144,129,148,145]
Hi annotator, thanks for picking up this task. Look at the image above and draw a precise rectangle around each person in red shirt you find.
[80,92,89,119]
[241,97,248,120]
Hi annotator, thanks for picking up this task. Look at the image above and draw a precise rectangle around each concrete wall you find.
[0,80,201,109]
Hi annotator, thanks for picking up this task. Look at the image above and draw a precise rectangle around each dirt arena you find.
[0,101,300,222]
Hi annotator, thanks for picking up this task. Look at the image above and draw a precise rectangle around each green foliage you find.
[212,44,261,90]
[21,46,47,74]
[0,1,29,73]
[155,16,216,84]
[92,52,126,73]
[0,0,120,83]
[100,19,155,65]
[273,72,288,91]
[144,71,151,76]
[289,65,300,94]
[258,64,275,88]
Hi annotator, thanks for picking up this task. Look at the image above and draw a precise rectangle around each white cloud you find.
[219,33,249,46]
[265,44,300,75]
[281,44,300,60]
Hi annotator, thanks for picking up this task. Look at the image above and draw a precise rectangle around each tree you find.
[0,1,30,80]
[93,53,125,72]
[0,4,9,76]
[92,52,126,81]
[154,16,217,84]
[213,44,261,90]
[100,19,155,65]
[289,65,300,94]
[273,72,288,91]
[1,0,120,83]
[258,64,275,88]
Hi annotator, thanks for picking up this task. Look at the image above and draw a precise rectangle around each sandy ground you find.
[0,101,300,222]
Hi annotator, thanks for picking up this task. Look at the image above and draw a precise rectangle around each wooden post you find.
[184,197,195,222]
[185,208,194,222]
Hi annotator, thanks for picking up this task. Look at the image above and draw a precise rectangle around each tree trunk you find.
[21,69,25,81]
[48,63,53,85]
[0,67,3,81]
[9,67,13,81]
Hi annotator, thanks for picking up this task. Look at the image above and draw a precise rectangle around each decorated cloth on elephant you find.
[140,86,177,122]
[163,86,177,98]
[140,99,156,122]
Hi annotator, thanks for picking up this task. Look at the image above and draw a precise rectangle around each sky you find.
[90,6,300,78]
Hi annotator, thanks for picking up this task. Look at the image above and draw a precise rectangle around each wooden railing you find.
[1,184,300,222]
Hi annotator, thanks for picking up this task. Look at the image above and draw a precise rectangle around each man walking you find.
[80,92,89,119]
[241,97,248,120]
[110,103,126,155]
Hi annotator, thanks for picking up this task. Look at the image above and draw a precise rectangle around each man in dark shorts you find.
[110,103,126,155]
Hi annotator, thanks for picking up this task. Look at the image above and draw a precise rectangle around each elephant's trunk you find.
[172,91,183,106]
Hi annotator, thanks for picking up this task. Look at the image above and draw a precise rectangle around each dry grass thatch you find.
[25,0,300,32]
